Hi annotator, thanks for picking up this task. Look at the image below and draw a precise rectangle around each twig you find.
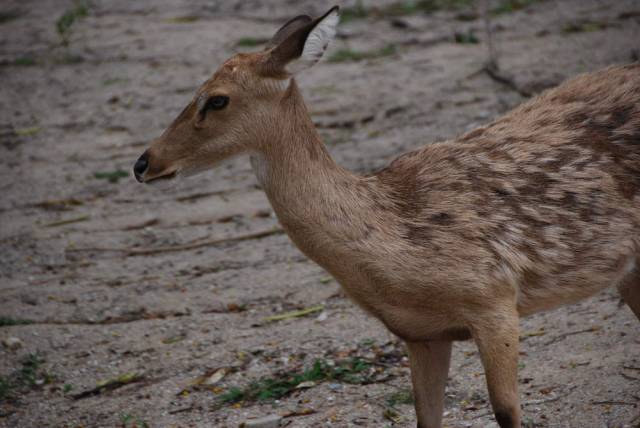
[478,0,534,98]
[522,395,566,407]
[280,408,317,418]
[17,309,190,326]
[480,0,498,69]
[123,218,159,230]
[471,409,494,419]
[67,227,284,256]
[473,388,575,418]
[482,62,532,97]
[543,326,601,346]
[620,372,640,382]
[176,189,232,202]
[264,305,324,322]
[72,372,144,400]
[591,400,638,407]
[43,214,90,228]
[168,406,194,415]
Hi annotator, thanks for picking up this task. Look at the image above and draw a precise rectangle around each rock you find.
[202,368,227,385]
[20,294,38,306]
[3,337,23,350]
[295,380,315,389]
[239,414,282,428]
[316,311,328,322]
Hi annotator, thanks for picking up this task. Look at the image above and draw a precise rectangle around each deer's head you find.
[133,7,339,184]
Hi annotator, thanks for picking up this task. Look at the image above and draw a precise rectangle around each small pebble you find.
[239,414,282,428]
[3,337,23,350]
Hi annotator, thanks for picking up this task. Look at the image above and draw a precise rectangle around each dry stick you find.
[478,0,532,98]
[620,372,640,382]
[68,227,284,256]
[522,394,566,407]
[19,310,190,326]
[481,0,498,71]
[472,395,566,419]
[72,372,145,400]
[176,189,235,202]
[264,305,324,322]
[168,406,194,415]
[482,64,533,98]
[472,387,576,419]
[43,214,91,228]
[591,400,638,407]
[543,326,601,346]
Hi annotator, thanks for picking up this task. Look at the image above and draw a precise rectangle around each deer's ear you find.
[266,14,313,50]
[263,6,339,76]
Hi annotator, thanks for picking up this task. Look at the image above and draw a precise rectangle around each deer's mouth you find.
[144,170,178,184]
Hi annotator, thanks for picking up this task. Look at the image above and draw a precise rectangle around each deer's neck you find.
[251,80,381,259]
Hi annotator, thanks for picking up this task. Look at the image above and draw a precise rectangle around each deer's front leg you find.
[617,262,640,322]
[406,340,452,428]
[470,307,522,428]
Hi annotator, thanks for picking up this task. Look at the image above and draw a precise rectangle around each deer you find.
[132,6,640,428]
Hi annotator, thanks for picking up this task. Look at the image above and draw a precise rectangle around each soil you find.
[1,1,639,427]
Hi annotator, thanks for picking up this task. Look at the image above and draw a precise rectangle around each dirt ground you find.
[1,0,639,427]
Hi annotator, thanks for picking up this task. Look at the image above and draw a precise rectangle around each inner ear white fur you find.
[287,9,339,74]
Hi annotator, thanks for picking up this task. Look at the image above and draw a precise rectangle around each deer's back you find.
[374,64,640,314]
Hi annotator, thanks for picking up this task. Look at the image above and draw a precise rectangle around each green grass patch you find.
[218,357,373,405]
[562,20,610,33]
[15,126,41,136]
[383,0,466,15]
[342,0,474,21]
[386,388,414,407]
[102,77,129,86]
[119,413,150,428]
[383,387,415,423]
[328,44,396,63]
[13,56,37,66]
[163,16,199,24]
[359,338,376,347]
[341,1,369,22]
[0,317,34,327]
[0,353,53,401]
[454,29,479,44]
[93,169,129,183]
[236,37,269,48]
[0,376,11,400]
[56,1,89,46]
[219,386,244,403]
[491,0,543,15]
[0,10,23,25]
[56,54,85,65]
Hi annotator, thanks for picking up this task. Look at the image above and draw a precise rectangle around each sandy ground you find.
[1,0,639,427]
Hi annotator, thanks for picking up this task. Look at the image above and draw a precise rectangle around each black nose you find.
[133,152,149,182]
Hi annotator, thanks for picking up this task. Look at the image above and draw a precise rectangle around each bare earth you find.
[1,1,639,427]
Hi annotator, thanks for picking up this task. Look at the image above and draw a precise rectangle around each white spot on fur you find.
[615,255,637,287]
[263,77,290,94]
[196,93,207,111]
[287,9,339,74]
[250,152,270,187]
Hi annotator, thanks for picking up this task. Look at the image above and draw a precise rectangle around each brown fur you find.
[135,9,640,428]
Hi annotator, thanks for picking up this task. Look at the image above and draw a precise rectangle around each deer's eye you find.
[204,95,229,112]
